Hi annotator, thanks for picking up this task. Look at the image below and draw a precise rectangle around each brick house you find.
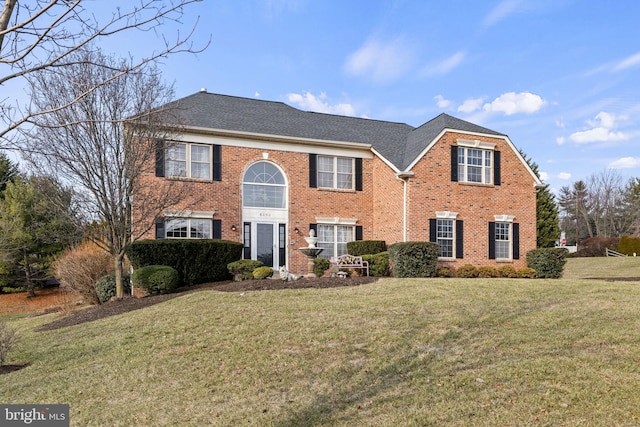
[136,91,543,274]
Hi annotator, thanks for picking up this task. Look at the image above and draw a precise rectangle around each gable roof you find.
[162,91,509,171]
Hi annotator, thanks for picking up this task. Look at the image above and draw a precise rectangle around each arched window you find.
[242,162,286,208]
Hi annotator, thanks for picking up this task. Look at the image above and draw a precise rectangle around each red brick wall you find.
[404,132,537,268]
[134,130,537,274]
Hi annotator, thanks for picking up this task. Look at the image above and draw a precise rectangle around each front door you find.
[256,223,275,268]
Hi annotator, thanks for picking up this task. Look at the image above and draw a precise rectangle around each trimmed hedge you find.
[127,239,242,285]
[313,257,331,277]
[362,252,390,277]
[228,260,264,281]
[456,264,479,278]
[95,274,131,303]
[618,235,640,256]
[132,265,179,295]
[346,240,387,256]
[388,242,439,278]
[253,266,274,279]
[526,247,569,279]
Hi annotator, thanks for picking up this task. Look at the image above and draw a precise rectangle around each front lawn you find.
[2,269,640,425]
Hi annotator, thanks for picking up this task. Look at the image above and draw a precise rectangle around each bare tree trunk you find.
[0,0,18,50]
[23,248,35,297]
[114,251,126,299]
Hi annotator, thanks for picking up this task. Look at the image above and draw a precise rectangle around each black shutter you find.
[488,222,496,259]
[513,223,520,260]
[450,145,458,182]
[155,139,165,177]
[309,154,317,188]
[213,219,222,239]
[309,223,317,237]
[494,151,501,186]
[213,145,222,181]
[155,221,165,239]
[355,158,363,191]
[243,222,251,260]
[279,224,286,267]
[429,219,437,242]
[456,220,464,259]
[355,225,363,241]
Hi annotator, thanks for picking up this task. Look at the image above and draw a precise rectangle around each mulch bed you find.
[36,276,378,332]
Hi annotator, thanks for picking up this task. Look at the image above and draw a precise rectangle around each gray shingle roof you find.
[164,91,506,171]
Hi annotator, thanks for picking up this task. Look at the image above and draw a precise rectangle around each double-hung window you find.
[494,222,511,260]
[436,219,454,258]
[166,143,211,179]
[317,156,354,190]
[458,147,492,184]
[165,218,212,239]
[317,224,354,259]
[489,215,519,261]
[452,140,500,185]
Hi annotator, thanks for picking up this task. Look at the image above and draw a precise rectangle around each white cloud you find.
[539,171,549,182]
[344,37,414,83]
[286,92,356,116]
[422,51,465,77]
[608,157,640,169]
[457,97,485,113]
[434,95,452,109]
[613,52,640,72]
[254,91,261,98]
[483,92,546,115]
[482,0,526,27]
[558,172,572,180]
[556,136,565,145]
[569,111,629,144]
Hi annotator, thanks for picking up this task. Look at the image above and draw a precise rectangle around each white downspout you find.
[396,171,414,242]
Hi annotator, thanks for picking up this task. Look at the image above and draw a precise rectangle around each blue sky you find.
[7,0,640,193]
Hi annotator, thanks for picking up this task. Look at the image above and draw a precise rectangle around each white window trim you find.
[435,212,458,260]
[457,139,496,150]
[436,211,459,219]
[317,155,355,190]
[164,210,216,219]
[166,142,212,179]
[316,223,355,259]
[165,217,213,239]
[315,217,358,225]
[494,216,515,260]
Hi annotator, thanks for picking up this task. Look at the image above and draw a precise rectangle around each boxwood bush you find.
[132,265,179,295]
[313,257,331,277]
[456,264,479,278]
[346,240,387,256]
[618,235,640,256]
[95,274,131,303]
[526,247,569,279]
[362,251,390,277]
[127,239,242,285]
[253,266,273,279]
[388,242,438,278]
[228,260,264,281]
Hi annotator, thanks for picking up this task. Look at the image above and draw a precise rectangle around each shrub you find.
[127,239,243,285]
[1,286,25,294]
[0,320,19,366]
[388,242,439,278]
[53,242,113,305]
[517,267,536,278]
[363,252,390,277]
[575,237,620,257]
[95,274,131,304]
[227,260,264,281]
[526,248,569,279]
[436,265,455,278]
[132,265,179,295]
[477,266,498,278]
[253,266,273,279]
[456,264,479,278]
[346,240,387,256]
[313,257,331,277]
[497,265,518,278]
[618,235,640,256]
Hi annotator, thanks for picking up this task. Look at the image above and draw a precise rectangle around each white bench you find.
[330,254,369,276]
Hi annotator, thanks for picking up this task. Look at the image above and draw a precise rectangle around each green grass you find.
[562,255,640,279]
[2,259,640,426]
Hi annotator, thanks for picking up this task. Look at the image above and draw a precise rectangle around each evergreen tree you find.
[0,152,18,197]
[0,177,79,296]
[519,150,560,248]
